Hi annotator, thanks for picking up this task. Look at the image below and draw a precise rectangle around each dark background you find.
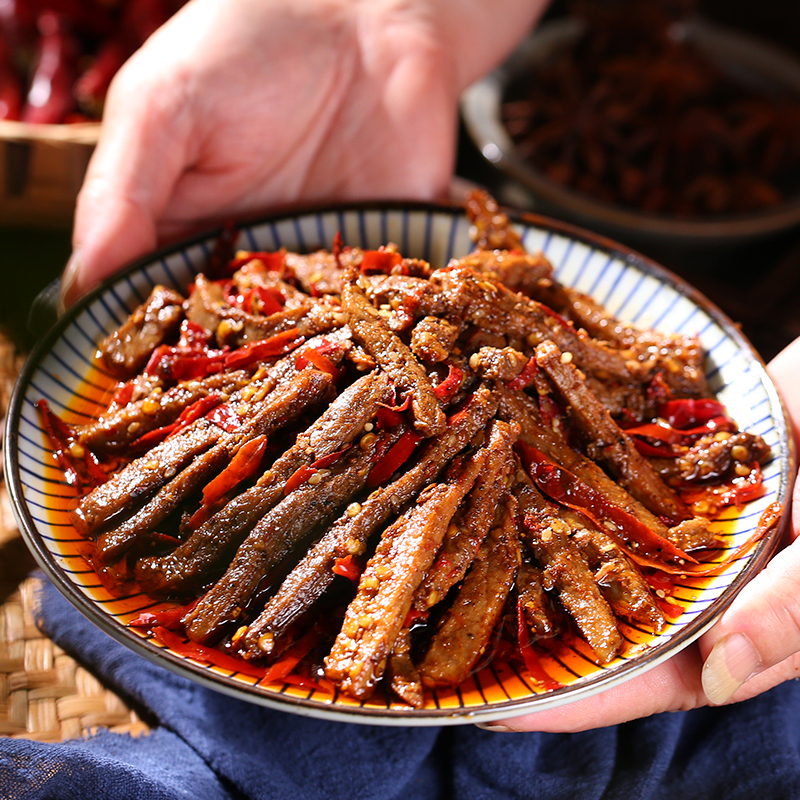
[4,0,800,360]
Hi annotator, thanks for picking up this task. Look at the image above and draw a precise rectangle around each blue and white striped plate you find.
[4,202,794,726]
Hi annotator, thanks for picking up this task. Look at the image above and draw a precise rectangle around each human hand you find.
[60,0,547,309]
[482,337,800,733]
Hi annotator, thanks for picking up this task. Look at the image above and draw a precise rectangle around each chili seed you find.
[360,432,377,450]
[731,445,750,462]
[346,503,362,518]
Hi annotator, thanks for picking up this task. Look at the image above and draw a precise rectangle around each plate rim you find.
[5,200,795,725]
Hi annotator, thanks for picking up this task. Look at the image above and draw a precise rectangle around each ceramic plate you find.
[5,202,793,725]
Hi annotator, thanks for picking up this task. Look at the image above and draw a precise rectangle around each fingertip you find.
[701,632,761,705]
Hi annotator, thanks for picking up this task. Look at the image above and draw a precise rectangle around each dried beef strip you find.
[237,386,499,659]
[78,370,250,453]
[430,267,642,384]
[468,346,529,383]
[569,519,666,632]
[415,419,517,609]
[535,340,690,523]
[409,316,461,364]
[342,276,445,437]
[183,432,388,645]
[515,477,623,663]
[517,562,563,642]
[323,450,488,699]
[95,368,333,564]
[664,518,719,552]
[135,370,392,597]
[651,431,771,485]
[72,418,222,537]
[98,286,185,379]
[495,385,673,539]
[387,627,423,708]
[465,189,525,251]
[419,496,519,688]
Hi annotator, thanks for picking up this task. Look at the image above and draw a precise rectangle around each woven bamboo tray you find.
[0,337,150,742]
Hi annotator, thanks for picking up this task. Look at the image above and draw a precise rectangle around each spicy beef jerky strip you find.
[415,419,517,610]
[78,370,251,453]
[183,432,388,645]
[515,474,623,664]
[95,368,333,564]
[324,451,488,700]
[136,371,393,597]
[535,340,690,523]
[569,519,666,632]
[409,316,461,364]
[72,338,323,537]
[342,274,446,437]
[387,626,423,708]
[72,418,223,537]
[237,386,498,659]
[517,562,563,642]
[419,495,519,689]
[495,385,673,539]
[98,285,185,379]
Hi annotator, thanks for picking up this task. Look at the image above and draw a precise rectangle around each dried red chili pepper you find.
[152,626,267,679]
[658,399,732,430]
[205,403,242,433]
[433,364,464,401]
[360,249,402,275]
[517,441,693,566]
[295,346,341,379]
[21,12,79,124]
[201,434,268,509]
[224,329,304,370]
[132,394,223,452]
[36,399,107,490]
[366,430,422,488]
[332,555,362,582]
[128,599,200,632]
[376,395,411,429]
[506,357,538,391]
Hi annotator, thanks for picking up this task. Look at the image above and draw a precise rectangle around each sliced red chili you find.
[517,441,694,566]
[152,626,267,679]
[128,599,200,631]
[224,329,305,370]
[658,399,731,429]
[295,347,341,379]
[225,251,286,274]
[201,435,268,508]
[360,249,403,275]
[506,357,539,391]
[311,446,351,469]
[284,465,317,495]
[37,400,107,490]
[111,381,135,407]
[367,430,422,488]
[206,403,242,433]
[433,364,464,401]
[261,628,320,683]
[332,555,362,582]
[376,395,411,429]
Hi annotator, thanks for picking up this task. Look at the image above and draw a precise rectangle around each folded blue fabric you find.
[2,573,799,800]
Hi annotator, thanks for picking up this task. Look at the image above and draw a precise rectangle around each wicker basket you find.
[0,120,99,230]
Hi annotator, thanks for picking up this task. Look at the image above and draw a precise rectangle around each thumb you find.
[700,527,800,705]
[60,56,191,310]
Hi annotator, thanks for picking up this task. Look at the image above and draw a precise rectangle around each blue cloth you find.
[2,574,800,800]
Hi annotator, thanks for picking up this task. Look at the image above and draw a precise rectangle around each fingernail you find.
[702,632,761,705]
[474,722,516,732]
[57,250,82,316]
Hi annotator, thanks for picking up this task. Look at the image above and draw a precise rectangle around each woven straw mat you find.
[0,337,150,742]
